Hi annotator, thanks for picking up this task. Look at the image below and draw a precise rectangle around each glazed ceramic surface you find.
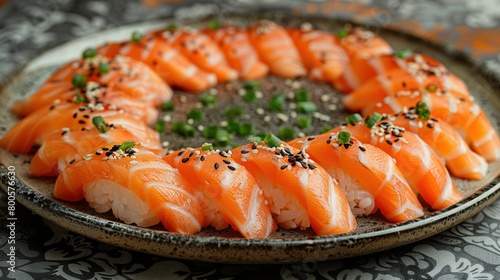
[1,15,500,264]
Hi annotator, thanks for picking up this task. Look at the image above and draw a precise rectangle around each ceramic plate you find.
[1,14,500,264]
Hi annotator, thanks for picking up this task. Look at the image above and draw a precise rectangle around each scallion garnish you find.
[199,92,216,106]
[248,135,262,144]
[269,93,285,112]
[425,83,439,93]
[74,93,88,104]
[187,108,203,121]
[227,119,240,134]
[165,24,177,32]
[238,123,254,136]
[215,129,230,146]
[297,116,311,129]
[207,20,221,30]
[161,101,174,111]
[172,121,195,137]
[225,107,243,119]
[243,81,261,90]
[364,112,382,128]
[337,28,349,39]
[337,131,351,145]
[243,91,257,103]
[204,125,219,139]
[131,31,142,43]
[155,120,166,133]
[295,89,310,102]
[346,113,363,125]
[297,101,317,113]
[82,48,97,59]
[395,49,412,59]
[321,125,332,133]
[416,101,430,120]
[202,143,214,151]
[98,62,109,74]
[92,116,107,133]
[279,127,295,141]
[119,141,135,150]
[72,73,87,88]
[263,133,282,148]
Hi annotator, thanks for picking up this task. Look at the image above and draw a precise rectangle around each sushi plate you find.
[1,14,500,264]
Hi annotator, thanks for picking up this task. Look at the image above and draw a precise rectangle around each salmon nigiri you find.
[97,31,216,92]
[164,145,276,239]
[382,110,487,180]
[0,101,160,154]
[203,23,269,80]
[167,27,239,83]
[231,137,356,235]
[54,144,204,234]
[327,114,461,210]
[12,55,171,118]
[30,116,163,177]
[363,90,500,162]
[248,20,307,79]
[289,132,424,222]
[334,26,392,60]
[287,23,349,82]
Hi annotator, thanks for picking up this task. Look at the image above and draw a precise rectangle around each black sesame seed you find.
[280,164,288,170]
[252,143,257,150]
[200,155,205,161]
[95,151,102,155]
[69,159,76,164]
[308,164,316,169]
[178,151,184,156]
[284,147,292,155]
[228,165,236,171]
[219,151,228,157]
[299,161,307,168]
[105,151,113,157]
[182,158,189,163]
[359,146,366,152]
[326,139,332,144]
[241,150,249,154]
[223,159,231,164]
[73,113,78,118]
[307,137,315,141]
[426,123,434,129]
[386,140,393,145]
[78,120,86,124]
[61,130,68,136]
[102,147,109,151]
[214,162,220,170]
[83,114,90,119]
[189,151,194,157]
[49,105,55,110]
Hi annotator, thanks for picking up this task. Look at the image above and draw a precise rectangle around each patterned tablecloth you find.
[1,0,500,279]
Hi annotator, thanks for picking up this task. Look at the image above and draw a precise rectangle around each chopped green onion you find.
[199,92,217,106]
[321,125,333,133]
[248,135,262,144]
[82,48,97,59]
[72,73,87,88]
[98,62,109,74]
[297,101,317,114]
[131,31,142,43]
[119,141,135,150]
[279,127,295,141]
[238,123,254,136]
[269,93,286,112]
[165,24,177,32]
[187,108,203,121]
[155,120,166,133]
[364,112,382,128]
[264,133,282,148]
[227,119,240,134]
[243,90,257,103]
[215,129,230,147]
[346,113,363,125]
[74,93,88,104]
[295,89,310,102]
[337,131,351,145]
[395,49,412,59]
[337,28,349,39]
[92,116,107,133]
[224,107,243,119]
[204,125,219,139]
[425,83,439,93]
[297,116,311,129]
[202,143,214,151]
[172,121,195,137]
[416,101,431,121]
[161,101,174,111]
[207,20,221,30]
[254,132,267,139]
[243,81,261,90]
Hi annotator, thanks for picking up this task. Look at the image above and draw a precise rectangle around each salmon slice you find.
[334,26,392,60]
[0,101,161,154]
[289,133,424,222]
[231,141,356,235]
[54,145,204,234]
[327,120,461,210]
[363,90,500,162]
[248,20,307,79]
[167,27,239,83]
[203,24,269,80]
[97,32,216,92]
[12,56,171,119]
[164,147,276,239]
[343,65,470,111]
[30,120,163,177]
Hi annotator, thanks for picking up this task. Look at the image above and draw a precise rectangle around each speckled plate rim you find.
[1,13,500,264]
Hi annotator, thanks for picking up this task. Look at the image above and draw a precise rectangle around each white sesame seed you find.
[197,125,204,131]
[163,115,172,122]
[276,113,289,123]
[328,104,337,111]
[187,119,194,125]
[263,115,271,122]
[290,111,298,119]
[255,91,263,99]
[291,81,302,89]
[130,160,138,165]
[179,95,187,103]
[320,94,330,102]
[238,88,246,96]
[162,141,170,147]
[256,108,265,115]
[220,120,228,127]
[288,103,297,109]
[298,132,305,138]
